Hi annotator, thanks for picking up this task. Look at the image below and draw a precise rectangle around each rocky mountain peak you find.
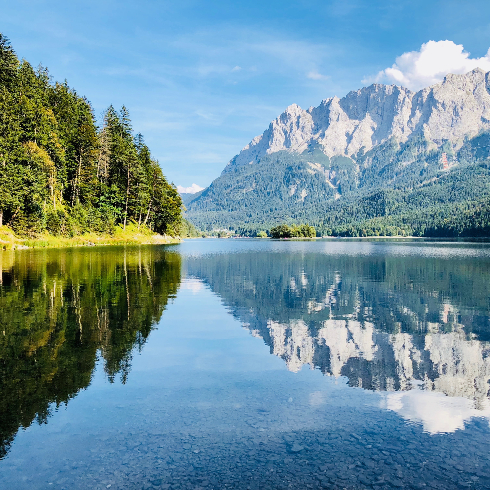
[222,69,490,174]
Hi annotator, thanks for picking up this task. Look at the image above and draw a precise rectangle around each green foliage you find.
[0,33,182,237]
[179,218,201,237]
[0,247,181,458]
[186,148,355,232]
[270,223,316,238]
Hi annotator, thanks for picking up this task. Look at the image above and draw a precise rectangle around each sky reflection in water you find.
[1,239,490,489]
[182,239,490,435]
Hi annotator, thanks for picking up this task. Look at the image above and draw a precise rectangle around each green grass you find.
[0,223,181,250]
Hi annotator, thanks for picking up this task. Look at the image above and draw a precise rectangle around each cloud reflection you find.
[383,388,490,434]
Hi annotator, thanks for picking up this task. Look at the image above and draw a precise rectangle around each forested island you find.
[269,224,316,238]
[0,34,183,248]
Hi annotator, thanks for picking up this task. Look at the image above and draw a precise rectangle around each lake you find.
[1,239,490,489]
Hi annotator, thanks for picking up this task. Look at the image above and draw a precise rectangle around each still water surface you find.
[1,239,490,489]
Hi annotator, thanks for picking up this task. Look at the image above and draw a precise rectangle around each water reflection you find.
[185,250,490,433]
[0,247,181,458]
[2,241,490,490]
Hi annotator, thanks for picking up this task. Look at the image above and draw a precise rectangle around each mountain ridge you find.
[223,68,490,175]
[186,69,490,235]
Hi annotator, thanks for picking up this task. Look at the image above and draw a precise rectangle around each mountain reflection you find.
[185,251,490,432]
[0,247,181,458]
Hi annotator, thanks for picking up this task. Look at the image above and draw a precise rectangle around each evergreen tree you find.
[0,33,182,236]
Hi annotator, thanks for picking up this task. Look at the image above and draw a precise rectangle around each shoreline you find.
[221,235,490,240]
[0,225,181,251]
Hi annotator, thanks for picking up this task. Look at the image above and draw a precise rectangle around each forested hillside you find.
[186,128,490,237]
[185,68,490,237]
[0,34,182,237]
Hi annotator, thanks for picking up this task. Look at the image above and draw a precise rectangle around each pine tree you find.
[0,33,183,236]
[0,34,18,89]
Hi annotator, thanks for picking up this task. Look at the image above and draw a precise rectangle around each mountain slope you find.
[223,68,490,172]
[186,69,490,234]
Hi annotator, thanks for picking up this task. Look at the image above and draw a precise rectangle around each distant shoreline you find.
[190,235,490,241]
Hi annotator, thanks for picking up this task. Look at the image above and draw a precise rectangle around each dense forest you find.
[269,223,316,238]
[185,128,490,238]
[0,34,182,237]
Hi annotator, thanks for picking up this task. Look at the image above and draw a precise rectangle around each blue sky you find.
[3,0,490,189]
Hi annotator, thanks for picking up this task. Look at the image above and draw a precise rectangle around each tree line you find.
[269,223,316,238]
[0,34,182,236]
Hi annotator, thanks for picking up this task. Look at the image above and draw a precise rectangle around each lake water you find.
[1,239,490,489]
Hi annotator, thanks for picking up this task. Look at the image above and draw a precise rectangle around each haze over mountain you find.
[185,69,490,236]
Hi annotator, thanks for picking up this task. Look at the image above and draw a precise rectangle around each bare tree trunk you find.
[98,128,110,182]
[78,153,82,200]
[72,153,83,206]
[124,164,130,230]
[143,201,151,227]
[50,177,55,210]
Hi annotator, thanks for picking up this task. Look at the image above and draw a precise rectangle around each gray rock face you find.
[222,68,490,174]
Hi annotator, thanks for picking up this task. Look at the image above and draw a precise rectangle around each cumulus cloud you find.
[231,65,242,72]
[177,183,205,194]
[365,40,490,91]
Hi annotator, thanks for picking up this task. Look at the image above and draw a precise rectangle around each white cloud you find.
[231,65,242,72]
[307,70,330,81]
[177,183,205,194]
[365,40,490,91]
[179,278,205,294]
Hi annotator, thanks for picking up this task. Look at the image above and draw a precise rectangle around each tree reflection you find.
[0,247,181,458]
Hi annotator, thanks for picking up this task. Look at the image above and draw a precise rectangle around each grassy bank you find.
[0,224,181,250]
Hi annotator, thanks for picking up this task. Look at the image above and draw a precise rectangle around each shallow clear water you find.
[1,239,490,489]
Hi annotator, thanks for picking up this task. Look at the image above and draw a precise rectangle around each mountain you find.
[185,69,490,235]
[181,190,204,207]
[222,68,490,172]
